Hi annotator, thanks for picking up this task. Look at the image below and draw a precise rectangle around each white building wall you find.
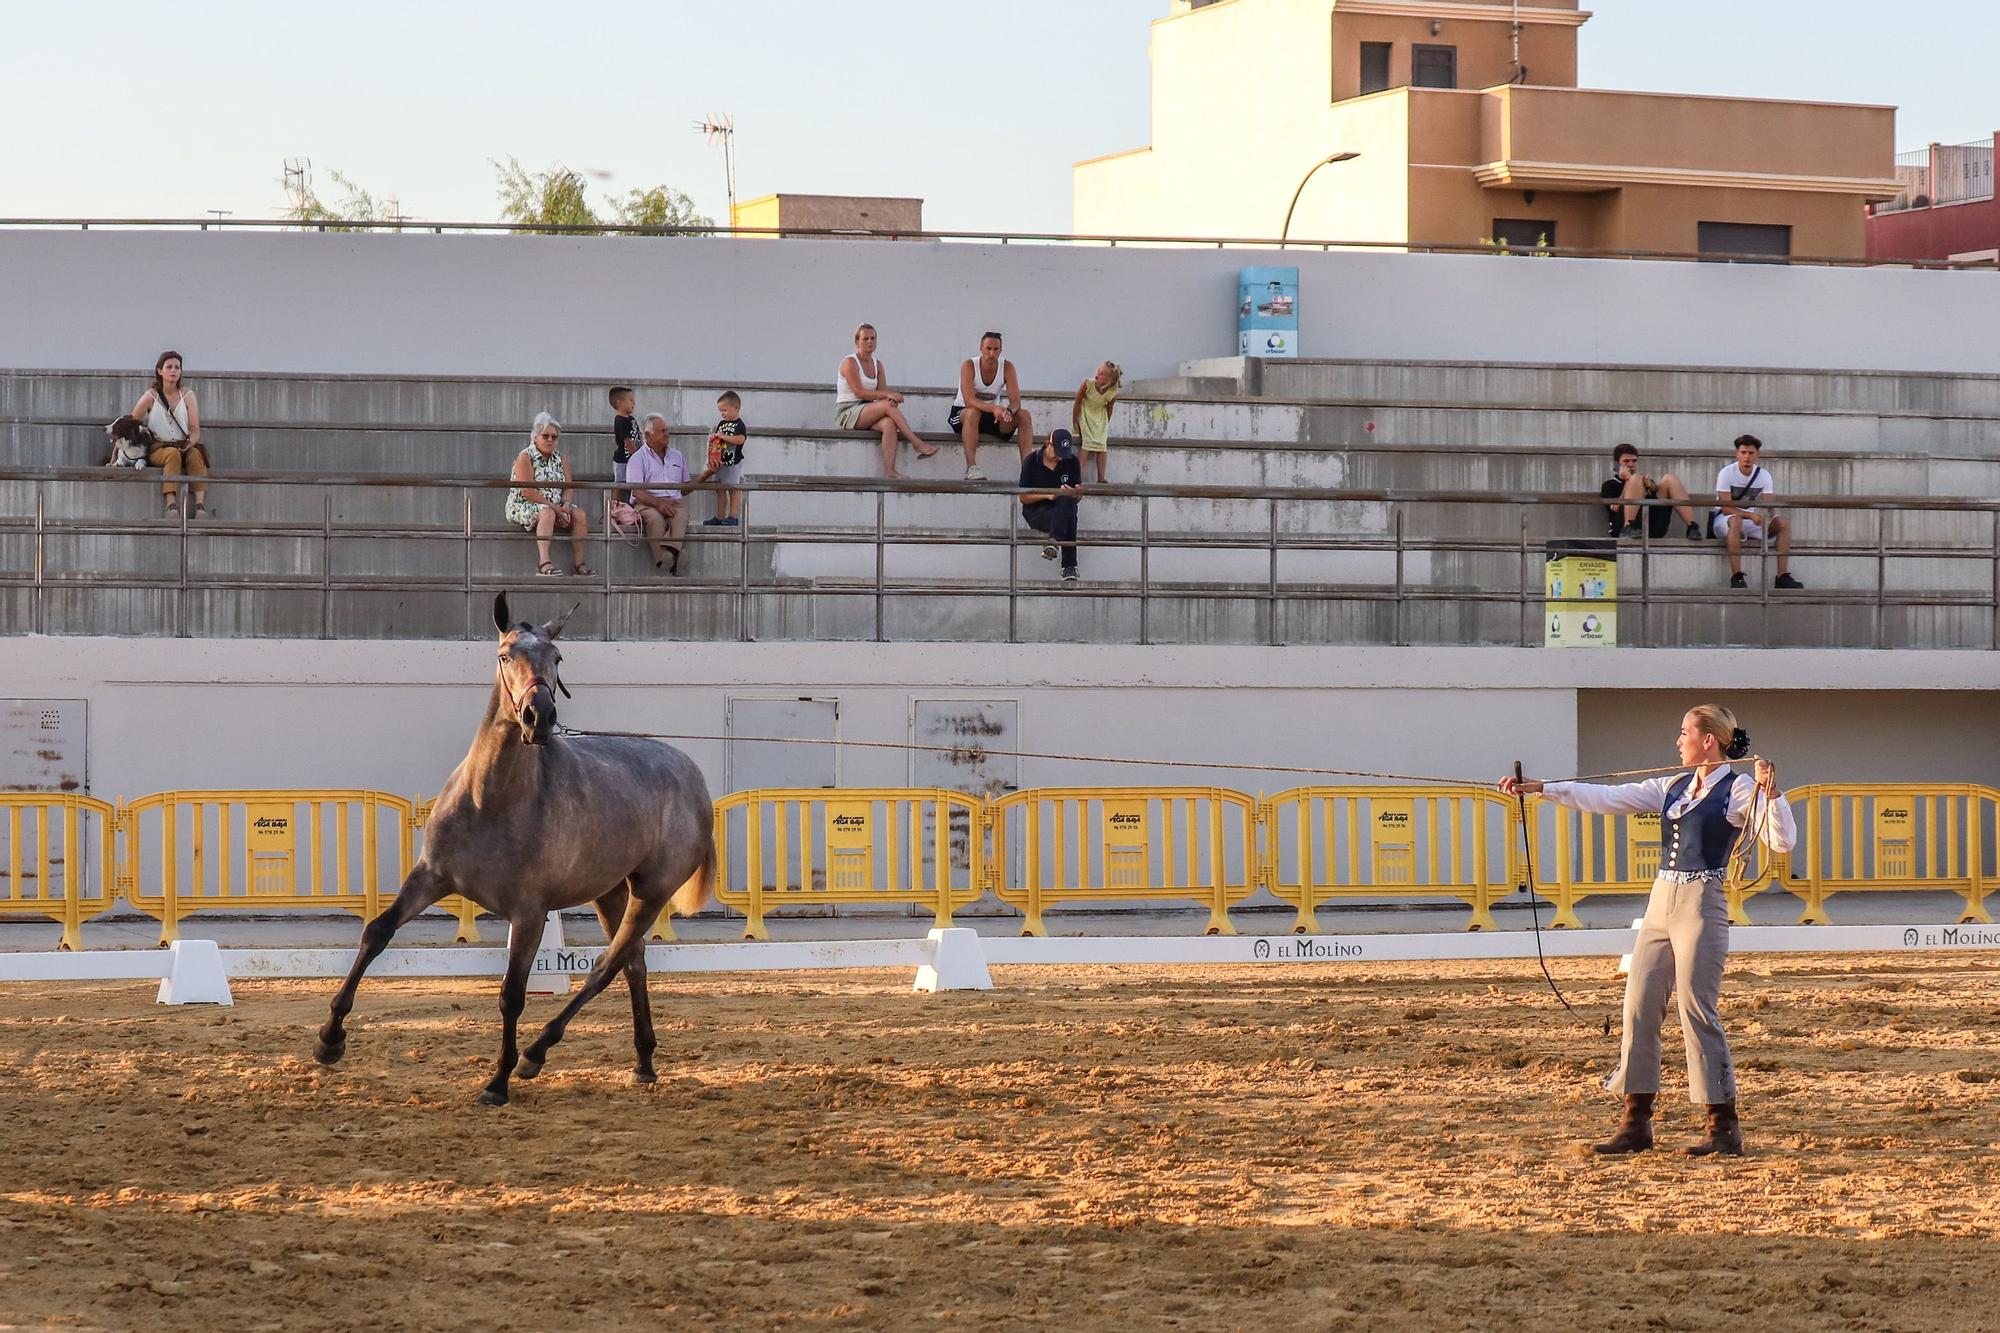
[15,638,1995,804]
[1,231,1997,385]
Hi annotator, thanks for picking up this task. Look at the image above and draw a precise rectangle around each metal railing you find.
[3,216,1998,271]
[2,467,1997,649]
[1874,139,1999,215]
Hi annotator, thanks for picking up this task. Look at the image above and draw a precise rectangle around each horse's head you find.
[493,593,575,746]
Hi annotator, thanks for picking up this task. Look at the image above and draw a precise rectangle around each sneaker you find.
[722,516,741,527]
[1619,522,1643,539]
[1774,572,1805,590]
[701,517,726,526]
[1061,568,1079,583]
[1729,572,1748,589]
[1685,522,1704,540]
[1041,545,1058,562]
[964,465,986,481]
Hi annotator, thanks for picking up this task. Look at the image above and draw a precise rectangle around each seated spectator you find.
[950,332,1033,482]
[837,324,936,479]
[130,349,210,517]
[1714,434,1802,590]
[1019,428,1083,584]
[1601,442,1699,540]
[627,413,691,575]
[506,412,593,577]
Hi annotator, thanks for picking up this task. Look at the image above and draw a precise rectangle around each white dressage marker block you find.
[913,928,993,993]
[1617,917,1645,976]
[522,912,571,995]
[157,939,233,1006]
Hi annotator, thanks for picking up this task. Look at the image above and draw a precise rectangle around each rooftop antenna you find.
[1510,0,1528,83]
[282,158,313,217]
[694,113,737,229]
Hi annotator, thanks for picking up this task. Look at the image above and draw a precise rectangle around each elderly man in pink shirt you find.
[627,413,691,575]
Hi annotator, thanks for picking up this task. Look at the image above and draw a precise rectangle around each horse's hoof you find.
[313,1037,345,1066]
[475,1088,509,1107]
[630,1069,658,1086]
[515,1055,544,1080]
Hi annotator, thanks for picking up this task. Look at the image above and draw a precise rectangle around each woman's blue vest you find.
[1662,771,1740,874]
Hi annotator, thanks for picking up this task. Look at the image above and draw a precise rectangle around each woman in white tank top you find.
[835,323,937,479]
[130,349,211,517]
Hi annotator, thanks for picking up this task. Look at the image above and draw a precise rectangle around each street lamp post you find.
[1279,152,1360,248]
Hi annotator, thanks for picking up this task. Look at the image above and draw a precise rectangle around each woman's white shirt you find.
[836,354,881,405]
[143,391,193,442]
[1539,767,1796,852]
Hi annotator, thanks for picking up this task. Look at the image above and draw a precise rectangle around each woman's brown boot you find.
[1684,1100,1744,1157]
[1591,1093,1656,1154]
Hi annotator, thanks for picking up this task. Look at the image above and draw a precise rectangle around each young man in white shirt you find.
[1713,434,1803,590]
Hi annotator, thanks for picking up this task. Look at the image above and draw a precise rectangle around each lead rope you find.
[551,724,1717,791]
[1513,761,1609,1038]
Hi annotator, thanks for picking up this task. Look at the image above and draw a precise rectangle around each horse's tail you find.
[668,830,715,919]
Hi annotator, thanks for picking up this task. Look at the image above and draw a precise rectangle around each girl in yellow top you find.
[1071,360,1122,484]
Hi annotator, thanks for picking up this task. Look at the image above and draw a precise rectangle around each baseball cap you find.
[1049,429,1076,458]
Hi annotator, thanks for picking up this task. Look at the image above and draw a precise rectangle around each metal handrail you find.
[2,217,1996,271]
[3,467,1996,649]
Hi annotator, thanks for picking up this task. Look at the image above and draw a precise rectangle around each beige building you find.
[1075,0,1901,258]
[731,193,923,237]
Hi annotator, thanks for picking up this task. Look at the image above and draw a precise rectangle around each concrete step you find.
[1177,357,2000,418]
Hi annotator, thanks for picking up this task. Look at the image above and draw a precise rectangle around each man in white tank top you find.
[948,332,1034,482]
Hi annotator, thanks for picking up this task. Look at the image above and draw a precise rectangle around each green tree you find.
[492,157,601,233]
[611,185,713,234]
[283,169,397,232]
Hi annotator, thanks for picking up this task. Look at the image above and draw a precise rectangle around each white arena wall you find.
[17,638,1999,802]
[2,231,1997,384]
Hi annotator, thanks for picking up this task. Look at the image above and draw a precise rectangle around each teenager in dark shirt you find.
[1601,442,1700,540]
[608,385,637,487]
[1019,428,1083,582]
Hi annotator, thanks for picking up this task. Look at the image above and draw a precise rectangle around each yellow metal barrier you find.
[1782,784,1996,925]
[990,787,1257,935]
[1266,786,1515,932]
[121,790,423,943]
[712,789,986,941]
[1536,797,1778,927]
[0,794,118,950]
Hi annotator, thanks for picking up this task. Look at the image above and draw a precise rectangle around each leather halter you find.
[500,668,558,728]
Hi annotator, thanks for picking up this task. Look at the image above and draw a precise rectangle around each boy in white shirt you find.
[1712,434,1803,590]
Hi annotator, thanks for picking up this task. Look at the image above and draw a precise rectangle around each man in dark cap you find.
[1019,428,1084,583]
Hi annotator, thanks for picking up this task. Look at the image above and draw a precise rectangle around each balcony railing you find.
[1874,139,1998,215]
[2,468,1996,650]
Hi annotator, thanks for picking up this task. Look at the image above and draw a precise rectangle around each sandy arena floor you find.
[2,953,1998,1332]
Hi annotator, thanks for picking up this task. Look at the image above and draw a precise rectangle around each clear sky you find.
[5,1,1994,232]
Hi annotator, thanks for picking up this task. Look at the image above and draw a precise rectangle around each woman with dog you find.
[129,350,210,517]
[1499,705,1794,1158]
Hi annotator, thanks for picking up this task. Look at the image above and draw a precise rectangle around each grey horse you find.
[315,593,714,1106]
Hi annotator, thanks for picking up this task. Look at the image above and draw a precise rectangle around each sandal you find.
[537,561,560,577]
[915,445,940,459]
[572,562,594,577]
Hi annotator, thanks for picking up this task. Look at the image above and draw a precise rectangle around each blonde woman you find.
[836,323,936,479]
[507,413,593,576]
[1071,359,1122,484]
[1501,704,1794,1157]
[130,350,209,517]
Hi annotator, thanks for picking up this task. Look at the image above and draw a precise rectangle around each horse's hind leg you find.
[518,886,661,1082]
[478,910,546,1107]
[588,885,660,1083]
[316,866,450,1065]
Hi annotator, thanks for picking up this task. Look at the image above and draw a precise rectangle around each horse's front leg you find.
[478,911,547,1107]
[519,888,659,1082]
[316,866,449,1065]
